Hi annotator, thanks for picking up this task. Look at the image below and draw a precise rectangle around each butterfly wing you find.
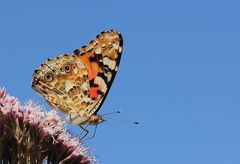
[74,29,123,115]
[32,30,123,124]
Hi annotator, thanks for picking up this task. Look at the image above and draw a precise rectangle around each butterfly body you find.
[32,30,123,125]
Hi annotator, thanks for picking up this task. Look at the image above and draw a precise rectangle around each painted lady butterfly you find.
[32,30,123,126]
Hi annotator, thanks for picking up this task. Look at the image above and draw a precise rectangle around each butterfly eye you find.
[64,65,71,73]
[44,73,53,82]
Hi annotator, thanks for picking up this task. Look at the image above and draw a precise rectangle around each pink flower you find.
[23,100,45,125]
[0,87,94,164]
[0,88,23,117]
[40,110,64,136]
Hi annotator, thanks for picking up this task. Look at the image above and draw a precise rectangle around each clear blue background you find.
[1,1,240,163]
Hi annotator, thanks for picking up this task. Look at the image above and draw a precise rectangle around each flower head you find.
[0,87,94,164]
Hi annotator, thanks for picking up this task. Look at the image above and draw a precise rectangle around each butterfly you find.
[32,30,123,126]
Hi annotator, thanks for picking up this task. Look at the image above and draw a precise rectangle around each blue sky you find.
[1,0,240,163]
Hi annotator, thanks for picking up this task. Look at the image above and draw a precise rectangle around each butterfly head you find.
[85,114,106,125]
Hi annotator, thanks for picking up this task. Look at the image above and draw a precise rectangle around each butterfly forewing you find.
[74,30,123,115]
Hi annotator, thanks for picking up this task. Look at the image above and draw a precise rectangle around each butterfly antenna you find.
[103,116,139,125]
[101,110,122,116]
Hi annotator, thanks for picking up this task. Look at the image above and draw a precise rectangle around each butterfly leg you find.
[82,125,98,141]
[79,124,89,140]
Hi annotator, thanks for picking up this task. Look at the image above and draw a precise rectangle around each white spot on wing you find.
[95,76,107,92]
[106,71,112,81]
[118,47,122,53]
[95,47,102,54]
[103,57,116,70]
[113,43,119,49]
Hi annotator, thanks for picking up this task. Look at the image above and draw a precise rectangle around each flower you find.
[0,87,95,164]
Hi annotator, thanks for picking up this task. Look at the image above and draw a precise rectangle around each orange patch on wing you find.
[90,87,101,100]
[80,53,101,80]
[90,62,100,79]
